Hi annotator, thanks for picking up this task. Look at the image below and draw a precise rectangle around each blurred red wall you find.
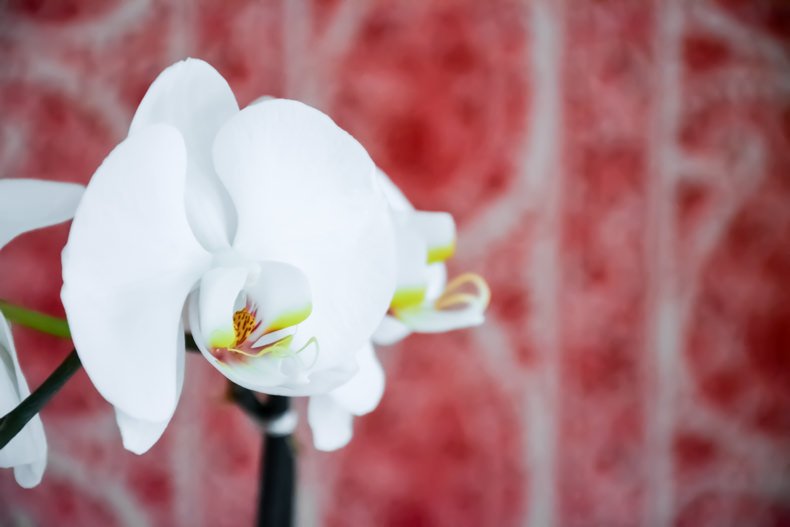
[1,0,789,525]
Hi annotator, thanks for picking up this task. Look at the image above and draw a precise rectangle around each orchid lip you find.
[389,271,491,330]
[209,299,316,365]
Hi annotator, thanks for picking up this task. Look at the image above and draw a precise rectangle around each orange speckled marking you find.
[233,307,256,346]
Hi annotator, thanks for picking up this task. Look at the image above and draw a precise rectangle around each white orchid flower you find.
[372,170,490,345]
[0,178,84,487]
[60,59,396,455]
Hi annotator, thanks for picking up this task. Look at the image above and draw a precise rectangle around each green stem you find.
[0,299,71,339]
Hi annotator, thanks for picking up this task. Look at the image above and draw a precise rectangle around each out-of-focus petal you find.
[130,58,239,252]
[424,263,448,300]
[376,169,412,212]
[398,271,490,333]
[308,393,353,452]
[390,212,428,311]
[0,179,84,249]
[212,99,396,393]
[409,211,456,264]
[396,304,486,333]
[61,124,212,426]
[0,313,47,488]
[328,343,384,416]
[307,343,384,451]
[372,315,411,345]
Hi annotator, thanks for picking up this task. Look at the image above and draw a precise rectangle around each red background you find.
[1,1,790,525]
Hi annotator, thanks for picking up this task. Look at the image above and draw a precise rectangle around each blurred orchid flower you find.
[61,59,396,454]
[306,172,491,450]
[0,178,84,487]
[373,171,490,345]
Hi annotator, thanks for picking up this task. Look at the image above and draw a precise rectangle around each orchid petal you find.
[307,343,383,451]
[376,169,413,212]
[425,263,448,300]
[61,124,212,427]
[115,411,171,456]
[212,99,396,392]
[308,393,353,452]
[0,313,46,488]
[114,324,187,455]
[390,212,429,311]
[197,266,249,349]
[243,261,312,336]
[328,343,384,416]
[396,304,485,333]
[410,211,455,264]
[0,179,84,249]
[130,58,239,252]
[248,95,275,106]
[372,315,411,345]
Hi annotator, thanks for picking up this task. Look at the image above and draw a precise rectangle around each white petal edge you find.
[242,260,312,336]
[212,99,396,391]
[425,263,448,301]
[372,315,411,346]
[248,95,275,106]
[130,58,240,252]
[409,211,455,264]
[391,211,429,295]
[0,313,46,488]
[328,342,384,416]
[376,169,413,212]
[114,324,187,455]
[0,179,84,250]
[307,343,384,451]
[115,411,171,456]
[397,305,486,333]
[308,393,353,452]
[61,124,212,424]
